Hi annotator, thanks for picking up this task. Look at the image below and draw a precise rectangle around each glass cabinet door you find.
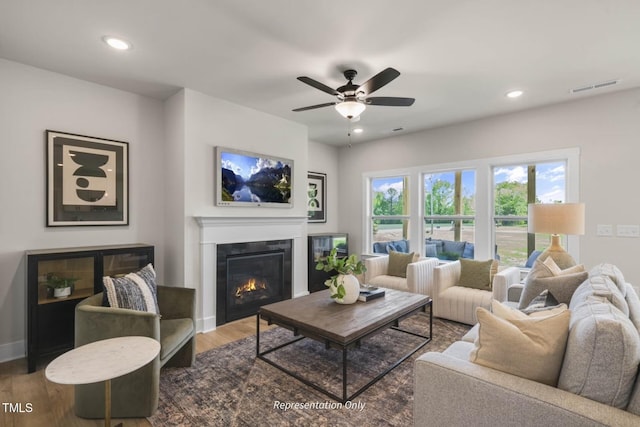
[103,251,151,277]
[36,257,94,304]
[26,244,154,373]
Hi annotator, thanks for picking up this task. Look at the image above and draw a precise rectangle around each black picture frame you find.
[307,171,326,223]
[46,130,129,226]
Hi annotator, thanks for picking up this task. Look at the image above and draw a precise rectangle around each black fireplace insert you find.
[216,239,292,325]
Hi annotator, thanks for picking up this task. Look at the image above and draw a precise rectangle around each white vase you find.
[330,274,360,304]
[53,287,71,298]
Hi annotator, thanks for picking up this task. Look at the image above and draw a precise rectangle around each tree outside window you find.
[424,170,476,244]
[493,162,566,266]
[371,176,409,251]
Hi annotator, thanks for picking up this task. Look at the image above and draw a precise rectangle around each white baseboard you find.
[0,339,25,363]
[198,315,217,333]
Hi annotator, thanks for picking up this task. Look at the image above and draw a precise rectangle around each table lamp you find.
[528,203,585,269]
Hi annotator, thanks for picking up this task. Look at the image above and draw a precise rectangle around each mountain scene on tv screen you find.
[220,152,291,204]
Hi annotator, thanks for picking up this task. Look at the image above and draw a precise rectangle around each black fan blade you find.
[365,97,415,106]
[358,68,401,96]
[297,76,339,96]
[292,102,336,112]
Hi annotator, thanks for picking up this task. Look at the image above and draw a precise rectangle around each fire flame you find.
[235,278,267,298]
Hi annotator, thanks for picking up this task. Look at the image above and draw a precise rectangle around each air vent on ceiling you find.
[570,79,620,94]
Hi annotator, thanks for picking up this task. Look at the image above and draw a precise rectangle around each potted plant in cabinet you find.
[45,274,78,299]
[315,248,366,304]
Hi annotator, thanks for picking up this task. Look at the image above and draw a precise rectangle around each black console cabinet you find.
[307,233,348,293]
[25,244,154,372]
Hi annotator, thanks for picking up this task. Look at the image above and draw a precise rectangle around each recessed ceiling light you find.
[102,36,131,51]
[353,128,363,134]
[505,90,524,99]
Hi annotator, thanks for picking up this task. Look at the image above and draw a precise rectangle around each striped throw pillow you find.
[103,263,160,314]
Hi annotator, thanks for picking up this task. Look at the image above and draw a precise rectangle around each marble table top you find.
[45,336,160,385]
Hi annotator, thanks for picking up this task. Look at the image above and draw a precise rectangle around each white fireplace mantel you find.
[194,215,308,332]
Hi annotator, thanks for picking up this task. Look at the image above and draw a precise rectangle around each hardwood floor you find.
[0,316,273,427]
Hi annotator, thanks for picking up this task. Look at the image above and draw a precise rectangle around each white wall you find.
[307,140,340,234]
[163,91,186,286]
[337,88,640,283]
[175,89,309,327]
[0,59,166,361]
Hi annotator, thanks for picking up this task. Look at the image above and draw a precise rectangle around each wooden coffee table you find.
[256,288,432,403]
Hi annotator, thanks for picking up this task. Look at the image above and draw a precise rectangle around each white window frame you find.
[366,172,413,253]
[362,148,580,261]
[423,169,477,248]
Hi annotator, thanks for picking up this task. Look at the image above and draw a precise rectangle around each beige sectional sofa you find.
[415,264,640,426]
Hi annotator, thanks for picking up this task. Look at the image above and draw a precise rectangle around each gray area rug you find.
[149,314,470,426]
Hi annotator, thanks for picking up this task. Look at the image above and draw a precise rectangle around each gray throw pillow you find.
[558,301,640,409]
[518,259,588,309]
[387,250,414,278]
[521,289,562,314]
[589,263,627,296]
[570,274,629,317]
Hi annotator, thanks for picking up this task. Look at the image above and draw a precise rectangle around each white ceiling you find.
[1,0,639,145]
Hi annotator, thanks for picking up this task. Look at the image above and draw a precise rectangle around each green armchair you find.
[74,285,196,419]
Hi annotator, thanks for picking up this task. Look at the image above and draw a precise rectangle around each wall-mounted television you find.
[215,146,293,207]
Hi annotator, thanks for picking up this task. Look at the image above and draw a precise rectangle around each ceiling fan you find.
[293,67,415,119]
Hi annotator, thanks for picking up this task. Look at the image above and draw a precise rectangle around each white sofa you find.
[364,255,439,295]
[432,260,520,325]
[415,264,640,426]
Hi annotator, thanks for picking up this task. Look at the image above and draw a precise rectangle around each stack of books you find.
[358,286,385,302]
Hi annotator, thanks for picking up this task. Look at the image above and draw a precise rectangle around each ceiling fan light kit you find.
[335,100,366,119]
[294,67,414,119]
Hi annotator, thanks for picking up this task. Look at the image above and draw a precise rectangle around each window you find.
[370,176,410,253]
[493,161,566,266]
[424,170,476,253]
[363,148,578,262]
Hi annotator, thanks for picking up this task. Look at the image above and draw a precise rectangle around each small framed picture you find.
[46,130,129,226]
[307,171,326,223]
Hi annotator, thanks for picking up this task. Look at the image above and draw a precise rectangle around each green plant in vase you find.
[45,274,78,298]
[315,248,366,304]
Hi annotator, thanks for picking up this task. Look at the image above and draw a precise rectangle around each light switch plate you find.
[597,224,613,236]
[617,225,640,237]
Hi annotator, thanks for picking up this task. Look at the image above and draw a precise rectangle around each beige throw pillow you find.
[543,256,562,275]
[492,299,568,320]
[458,259,496,291]
[543,256,585,276]
[470,302,571,386]
[387,250,414,278]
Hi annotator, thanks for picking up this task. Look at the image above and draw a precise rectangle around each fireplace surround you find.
[195,216,307,332]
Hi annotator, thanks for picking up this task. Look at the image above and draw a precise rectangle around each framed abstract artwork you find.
[46,130,129,226]
[307,171,326,223]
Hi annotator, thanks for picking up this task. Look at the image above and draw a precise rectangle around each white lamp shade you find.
[335,101,366,119]
[528,203,585,235]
